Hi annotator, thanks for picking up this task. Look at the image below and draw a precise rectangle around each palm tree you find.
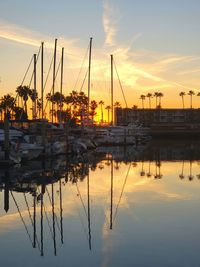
[99,100,104,122]
[16,85,31,116]
[132,105,138,109]
[90,100,98,122]
[37,99,42,119]
[154,92,159,108]
[29,88,38,119]
[158,92,164,108]
[146,93,153,109]
[46,93,52,119]
[114,101,121,108]
[188,90,195,109]
[0,94,16,119]
[52,92,65,122]
[114,101,121,124]
[179,92,185,109]
[13,106,27,120]
[140,94,146,109]
[105,105,111,123]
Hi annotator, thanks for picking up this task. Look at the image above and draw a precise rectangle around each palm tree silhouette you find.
[114,101,121,108]
[140,94,146,109]
[179,92,185,109]
[90,100,98,122]
[146,93,153,109]
[29,88,38,119]
[158,92,164,108]
[105,105,111,123]
[37,99,42,119]
[188,90,195,109]
[154,92,159,108]
[0,94,16,119]
[99,100,104,122]
[46,93,52,119]
[16,85,31,115]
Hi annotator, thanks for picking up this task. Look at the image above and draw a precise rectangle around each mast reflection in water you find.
[0,140,200,266]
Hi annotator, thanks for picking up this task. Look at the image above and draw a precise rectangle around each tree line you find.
[0,85,121,124]
[138,90,200,109]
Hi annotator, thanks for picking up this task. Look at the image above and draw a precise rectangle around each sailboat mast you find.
[33,53,37,120]
[59,179,64,244]
[59,47,64,125]
[87,37,92,121]
[41,42,44,119]
[110,157,113,229]
[52,38,57,123]
[87,172,92,250]
[52,183,57,255]
[33,193,37,248]
[4,171,9,213]
[111,54,114,126]
[40,184,44,256]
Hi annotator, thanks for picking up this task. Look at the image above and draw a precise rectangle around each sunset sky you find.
[1,0,200,109]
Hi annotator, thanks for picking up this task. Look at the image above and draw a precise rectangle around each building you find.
[115,108,200,137]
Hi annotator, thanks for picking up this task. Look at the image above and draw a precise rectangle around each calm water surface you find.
[1,141,200,267]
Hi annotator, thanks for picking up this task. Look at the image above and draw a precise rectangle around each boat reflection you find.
[1,140,200,257]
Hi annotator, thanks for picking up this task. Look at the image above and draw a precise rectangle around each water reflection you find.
[1,141,200,266]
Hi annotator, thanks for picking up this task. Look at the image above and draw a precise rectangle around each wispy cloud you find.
[1,17,200,105]
[177,68,200,76]
[102,0,120,46]
[0,19,78,53]
[0,20,51,48]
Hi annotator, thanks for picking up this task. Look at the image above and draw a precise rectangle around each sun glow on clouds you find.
[101,0,200,107]
[1,3,200,107]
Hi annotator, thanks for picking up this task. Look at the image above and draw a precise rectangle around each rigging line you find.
[69,183,88,241]
[38,189,53,239]
[43,203,54,240]
[13,55,34,108]
[102,190,113,229]
[79,69,88,92]
[113,59,128,108]
[23,193,41,250]
[11,191,33,246]
[36,187,54,240]
[113,163,131,224]
[43,54,54,93]
[72,43,90,91]
[75,182,88,218]
[44,59,61,113]
[23,193,34,225]
[46,186,62,234]
[28,45,42,88]
[20,55,34,86]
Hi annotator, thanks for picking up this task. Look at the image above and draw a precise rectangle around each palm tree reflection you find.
[179,161,185,180]
[146,161,152,178]
[188,160,194,181]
